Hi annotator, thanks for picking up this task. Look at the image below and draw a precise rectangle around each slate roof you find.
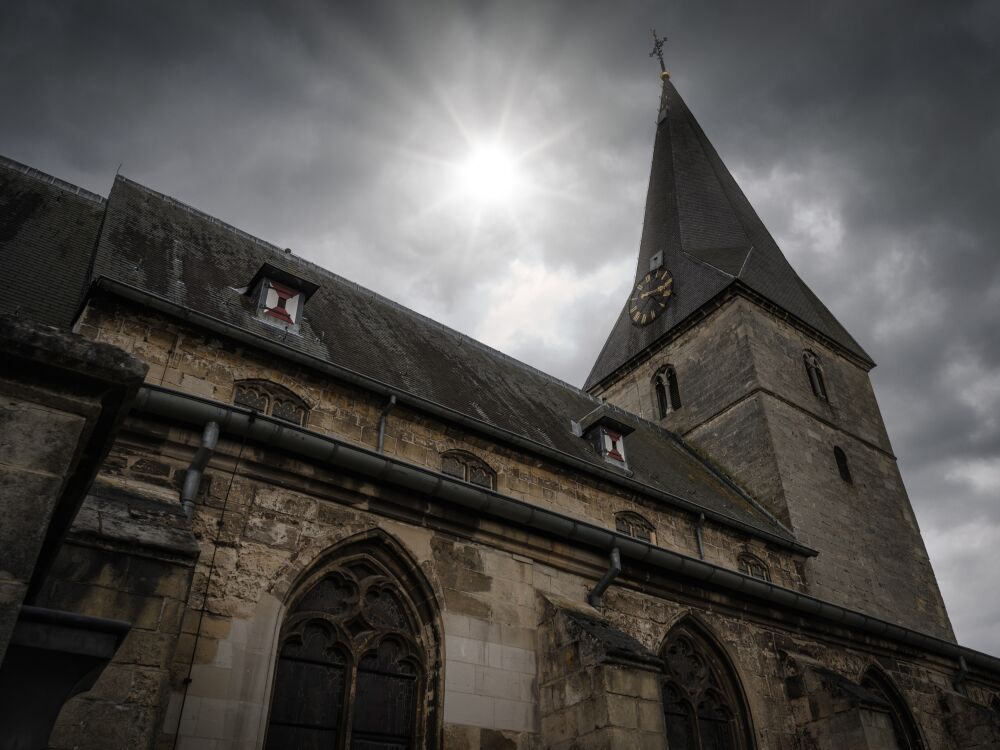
[0,156,105,329]
[88,174,799,547]
[584,80,872,391]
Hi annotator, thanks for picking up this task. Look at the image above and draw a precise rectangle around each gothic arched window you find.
[234,379,309,426]
[737,554,770,582]
[440,450,496,490]
[660,618,754,750]
[654,365,682,418]
[615,511,656,544]
[803,350,828,401]
[859,666,924,750]
[833,446,853,484]
[265,533,441,749]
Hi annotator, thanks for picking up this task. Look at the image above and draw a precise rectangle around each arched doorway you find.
[659,617,755,750]
[265,531,442,749]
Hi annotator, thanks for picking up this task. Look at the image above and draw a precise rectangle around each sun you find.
[456,142,523,206]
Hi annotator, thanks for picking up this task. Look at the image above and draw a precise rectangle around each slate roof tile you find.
[0,156,105,329]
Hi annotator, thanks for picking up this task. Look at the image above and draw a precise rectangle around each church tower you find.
[586,65,954,639]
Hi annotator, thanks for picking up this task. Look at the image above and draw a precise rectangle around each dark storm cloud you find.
[2,1,998,652]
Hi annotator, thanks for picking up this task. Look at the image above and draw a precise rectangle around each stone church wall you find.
[592,295,953,640]
[39,421,998,749]
[29,295,994,749]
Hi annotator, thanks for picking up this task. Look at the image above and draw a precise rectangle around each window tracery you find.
[233,379,309,426]
[737,553,770,582]
[660,619,753,750]
[654,365,682,418]
[440,450,496,490]
[265,540,439,749]
[859,666,924,750]
[803,350,828,401]
[615,511,656,544]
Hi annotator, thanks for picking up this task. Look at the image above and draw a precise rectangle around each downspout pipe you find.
[131,385,1000,677]
[376,394,396,453]
[180,421,220,518]
[953,655,969,693]
[695,513,706,560]
[587,548,621,608]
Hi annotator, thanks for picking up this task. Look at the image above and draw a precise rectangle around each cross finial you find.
[649,29,667,75]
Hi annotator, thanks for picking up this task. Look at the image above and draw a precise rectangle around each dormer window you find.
[242,261,320,332]
[602,429,625,462]
[263,280,301,325]
[571,404,635,470]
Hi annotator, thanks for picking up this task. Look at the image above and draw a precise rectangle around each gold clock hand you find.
[640,282,672,299]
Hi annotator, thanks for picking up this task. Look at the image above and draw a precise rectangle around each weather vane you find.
[649,29,667,74]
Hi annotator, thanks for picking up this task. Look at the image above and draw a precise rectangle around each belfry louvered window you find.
[233,379,309,426]
[803,350,828,401]
[439,450,496,490]
[654,365,682,418]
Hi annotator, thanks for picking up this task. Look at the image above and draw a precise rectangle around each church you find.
[0,57,998,750]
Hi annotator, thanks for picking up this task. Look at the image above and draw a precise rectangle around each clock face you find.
[630,267,673,326]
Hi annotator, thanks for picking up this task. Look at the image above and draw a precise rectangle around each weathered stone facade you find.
[591,295,953,641]
[1,296,982,749]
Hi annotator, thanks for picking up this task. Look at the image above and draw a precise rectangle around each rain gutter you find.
[133,384,1000,678]
[90,277,815,557]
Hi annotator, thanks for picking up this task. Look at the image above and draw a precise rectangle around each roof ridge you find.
[0,154,106,205]
[115,173,599,401]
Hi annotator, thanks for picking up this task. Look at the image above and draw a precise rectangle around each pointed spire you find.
[584,68,871,391]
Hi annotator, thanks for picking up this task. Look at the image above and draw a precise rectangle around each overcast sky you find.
[2,1,998,656]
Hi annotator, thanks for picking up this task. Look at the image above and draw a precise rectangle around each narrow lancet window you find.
[654,365,682,418]
[834,446,853,484]
[803,350,828,401]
